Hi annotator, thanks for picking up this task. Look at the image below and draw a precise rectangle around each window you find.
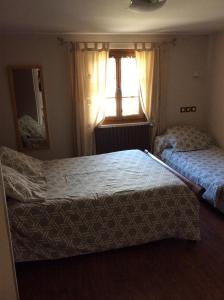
[105,50,146,124]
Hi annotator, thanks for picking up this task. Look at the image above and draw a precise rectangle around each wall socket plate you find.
[180,106,197,113]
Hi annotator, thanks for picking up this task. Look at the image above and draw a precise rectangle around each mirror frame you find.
[8,65,50,151]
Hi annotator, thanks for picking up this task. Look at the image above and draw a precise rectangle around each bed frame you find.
[144,150,204,200]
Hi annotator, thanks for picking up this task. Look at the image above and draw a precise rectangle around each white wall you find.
[207,32,224,148]
[166,36,209,129]
[0,34,209,160]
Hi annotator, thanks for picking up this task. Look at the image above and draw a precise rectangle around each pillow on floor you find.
[165,125,213,152]
[2,164,46,203]
[0,146,43,177]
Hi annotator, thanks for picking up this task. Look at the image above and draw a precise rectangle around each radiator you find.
[95,123,152,154]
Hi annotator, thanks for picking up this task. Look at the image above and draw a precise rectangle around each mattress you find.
[161,146,224,212]
[7,150,200,262]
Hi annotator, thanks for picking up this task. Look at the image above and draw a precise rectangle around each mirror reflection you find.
[9,66,49,150]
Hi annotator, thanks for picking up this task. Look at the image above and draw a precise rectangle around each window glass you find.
[105,51,144,121]
[122,97,139,116]
[106,57,116,98]
[105,98,116,117]
[105,57,117,117]
[121,57,139,116]
[121,57,139,97]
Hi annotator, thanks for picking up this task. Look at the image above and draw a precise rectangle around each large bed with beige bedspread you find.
[2,148,200,262]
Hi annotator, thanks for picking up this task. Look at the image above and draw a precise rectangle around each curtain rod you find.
[57,37,177,49]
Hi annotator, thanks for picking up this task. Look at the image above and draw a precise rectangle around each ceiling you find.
[0,0,224,34]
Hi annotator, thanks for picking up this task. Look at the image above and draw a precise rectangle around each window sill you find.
[98,120,153,128]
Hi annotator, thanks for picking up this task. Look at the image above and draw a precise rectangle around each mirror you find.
[8,65,49,150]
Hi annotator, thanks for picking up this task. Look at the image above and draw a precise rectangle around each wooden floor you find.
[16,202,224,300]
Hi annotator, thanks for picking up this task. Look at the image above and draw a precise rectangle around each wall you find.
[0,166,19,300]
[0,34,209,160]
[0,35,73,160]
[207,32,224,148]
[166,36,209,129]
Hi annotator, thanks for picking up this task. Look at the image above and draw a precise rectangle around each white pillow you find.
[165,125,213,152]
[2,164,46,203]
[0,146,43,177]
[153,135,171,157]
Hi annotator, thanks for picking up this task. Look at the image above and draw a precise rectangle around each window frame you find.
[103,49,146,125]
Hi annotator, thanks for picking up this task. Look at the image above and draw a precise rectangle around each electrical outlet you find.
[180,106,197,113]
[180,107,186,113]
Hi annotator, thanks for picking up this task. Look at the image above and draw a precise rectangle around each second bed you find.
[155,125,224,214]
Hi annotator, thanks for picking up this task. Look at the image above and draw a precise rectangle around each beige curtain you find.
[135,46,160,141]
[72,43,109,156]
[135,43,169,147]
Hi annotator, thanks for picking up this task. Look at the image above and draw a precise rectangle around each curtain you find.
[135,43,169,146]
[135,46,159,143]
[72,43,109,156]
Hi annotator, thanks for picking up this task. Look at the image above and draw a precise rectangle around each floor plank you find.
[16,202,224,300]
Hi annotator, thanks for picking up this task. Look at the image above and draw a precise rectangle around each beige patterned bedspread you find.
[7,150,200,262]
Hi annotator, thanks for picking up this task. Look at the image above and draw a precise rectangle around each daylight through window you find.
[105,50,145,123]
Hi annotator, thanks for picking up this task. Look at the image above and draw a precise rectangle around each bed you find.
[1,147,200,262]
[155,125,224,213]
